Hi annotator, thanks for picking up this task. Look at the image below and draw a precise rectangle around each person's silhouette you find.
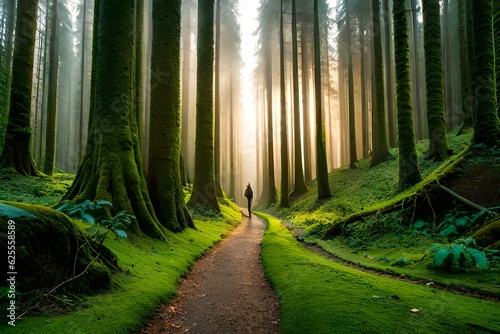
[244,182,253,217]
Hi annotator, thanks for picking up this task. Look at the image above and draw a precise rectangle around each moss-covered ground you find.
[259,213,500,333]
[268,131,500,299]
[0,170,241,334]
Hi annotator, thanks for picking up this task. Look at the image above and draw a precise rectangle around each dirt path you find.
[140,213,280,333]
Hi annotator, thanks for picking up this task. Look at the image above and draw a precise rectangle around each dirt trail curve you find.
[140,212,280,334]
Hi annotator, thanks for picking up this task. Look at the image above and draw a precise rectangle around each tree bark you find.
[291,0,307,196]
[187,0,220,212]
[393,0,422,188]
[148,0,195,232]
[44,0,60,175]
[279,0,289,207]
[370,0,392,167]
[0,0,40,176]
[422,0,449,161]
[63,0,165,239]
[314,0,332,199]
[471,0,500,146]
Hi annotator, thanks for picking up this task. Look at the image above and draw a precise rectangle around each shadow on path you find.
[140,212,280,333]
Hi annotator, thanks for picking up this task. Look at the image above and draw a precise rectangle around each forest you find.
[0,0,499,333]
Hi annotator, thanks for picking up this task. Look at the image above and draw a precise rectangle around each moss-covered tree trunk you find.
[422,0,449,161]
[458,0,473,131]
[471,0,500,146]
[314,0,332,200]
[147,0,195,232]
[135,0,144,148]
[370,0,392,167]
[383,0,397,147]
[291,0,307,197]
[214,0,224,198]
[0,0,40,176]
[63,0,165,239]
[279,0,289,208]
[43,0,59,176]
[187,0,220,212]
[494,1,500,116]
[393,0,422,188]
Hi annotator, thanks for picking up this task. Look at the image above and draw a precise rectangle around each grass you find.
[268,131,500,297]
[0,171,242,334]
[259,212,500,334]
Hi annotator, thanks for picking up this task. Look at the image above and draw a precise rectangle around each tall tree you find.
[458,0,473,131]
[214,0,224,197]
[187,0,220,212]
[63,0,165,238]
[43,0,60,175]
[345,3,357,169]
[291,0,307,196]
[279,0,289,207]
[494,1,500,116]
[393,0,422,188]
[263,7,278,206]
[314,0,332,199]
[370,0,392,167]
[422,0,449,160]
[300,15,313,183]
[147,0,195,232]
[0,0,40,176]
[471,0,500,146]
[383,0,397,147]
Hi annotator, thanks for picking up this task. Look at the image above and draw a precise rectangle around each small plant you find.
[413,208,494,237]
[86,211,134,245]
[57,200,133,245]
[426,237,489,272]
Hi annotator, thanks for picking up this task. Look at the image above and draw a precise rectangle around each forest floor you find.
[140,212,280,334]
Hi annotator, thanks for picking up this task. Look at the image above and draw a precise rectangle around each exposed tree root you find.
[322,144,472,239]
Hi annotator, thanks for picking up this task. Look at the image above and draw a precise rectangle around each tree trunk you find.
[44,0,60,175]
[0,0,40,176]
[301,19,313,183]
[214,0,224,197]
[494,1,500,116]
[4,0,15,77]
[370,0,392,167]
[187,0,220,212]
[181,1,193,185]
[458,0,473,131]
[383,0,397,147]
[471,0,500,146]
[345,4,357,169]
[422,0,449,161]
[314,0,331,199]
[279,0,289,207]
[147,0,195,232]
[360,18,369,159]
[393,0,422,188]
[135,0,144,150]
[63,0,165,239]
[291,0,307,196]
[265,35,278,206]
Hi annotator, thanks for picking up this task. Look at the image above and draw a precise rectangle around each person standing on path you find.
[244,182,253,217]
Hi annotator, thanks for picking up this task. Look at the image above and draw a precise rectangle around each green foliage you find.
[259,213,500,333]
[57,200,132,244]
[413,207,495,237]
[427,237,489,272]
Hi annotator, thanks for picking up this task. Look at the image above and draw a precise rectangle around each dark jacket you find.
[244,186,253,199]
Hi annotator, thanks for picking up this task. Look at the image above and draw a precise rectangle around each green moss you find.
[0,200,240,333]
[0,202,114,295]
[259,213,500,333]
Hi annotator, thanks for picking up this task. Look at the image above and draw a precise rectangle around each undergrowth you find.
[268,131,500,294]
[259,213,500,334]
[0,172,242,334]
